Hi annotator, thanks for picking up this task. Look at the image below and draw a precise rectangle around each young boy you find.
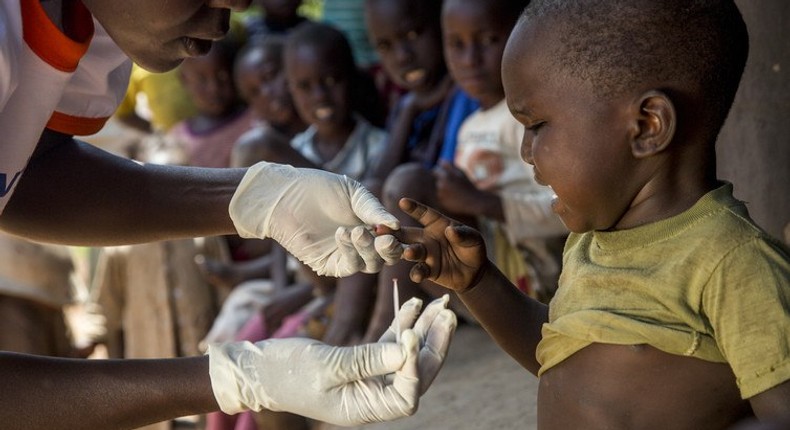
[393,1,790,428]
[361,0,481,340]
[0,0,456,428]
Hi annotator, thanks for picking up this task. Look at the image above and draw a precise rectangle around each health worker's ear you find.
[629,90,676,158]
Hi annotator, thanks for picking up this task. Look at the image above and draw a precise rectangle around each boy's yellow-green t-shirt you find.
[537,183,790,399]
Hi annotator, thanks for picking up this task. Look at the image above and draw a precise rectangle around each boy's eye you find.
[526,121,546,133]
[325,76,337,87]
[406,30,419,41]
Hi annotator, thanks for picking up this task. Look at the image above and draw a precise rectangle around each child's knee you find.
[382,163,435,210]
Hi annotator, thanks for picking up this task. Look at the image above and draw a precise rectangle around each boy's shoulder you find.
[565,182,789,272]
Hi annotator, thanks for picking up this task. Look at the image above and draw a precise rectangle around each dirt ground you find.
[326,323,539,430]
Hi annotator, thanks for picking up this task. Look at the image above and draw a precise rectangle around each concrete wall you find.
[718,1,789,241]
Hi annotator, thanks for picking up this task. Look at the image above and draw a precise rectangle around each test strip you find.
[393,278,400,343]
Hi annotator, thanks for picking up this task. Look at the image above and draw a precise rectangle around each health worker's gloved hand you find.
[207,296,457,426]
[230,162,403,277]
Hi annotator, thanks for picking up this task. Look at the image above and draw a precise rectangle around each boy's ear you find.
[630,90,676,158]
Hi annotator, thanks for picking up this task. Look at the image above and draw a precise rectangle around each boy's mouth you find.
[181,37,213,57]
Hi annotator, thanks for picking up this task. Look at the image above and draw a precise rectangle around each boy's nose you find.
[205,0,251,12]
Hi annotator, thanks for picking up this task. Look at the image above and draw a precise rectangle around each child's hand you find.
[395,198,487,292]
[432,161,486,217]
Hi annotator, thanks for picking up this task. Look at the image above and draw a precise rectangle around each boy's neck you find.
[615,146,719,231]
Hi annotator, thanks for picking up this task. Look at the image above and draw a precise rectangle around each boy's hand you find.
[395,198,487,292]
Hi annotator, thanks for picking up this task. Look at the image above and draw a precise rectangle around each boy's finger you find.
[398,198,449,229]
[402,243,427,262]
[445,225,483,248]
[409,263,431,283]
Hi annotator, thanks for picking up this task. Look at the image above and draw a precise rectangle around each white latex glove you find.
[230,162,402,277]
[207,295,457,425]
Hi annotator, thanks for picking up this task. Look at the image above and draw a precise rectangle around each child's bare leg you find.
[0,295,70,356]
[363,261,429,342]
[322,273,377,346]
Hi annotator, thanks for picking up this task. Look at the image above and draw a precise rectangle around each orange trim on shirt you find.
[47,111,109,136]
[21,0,94,72]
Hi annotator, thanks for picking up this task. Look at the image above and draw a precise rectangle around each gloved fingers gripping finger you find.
[350,186,401,230]
[390,329,420,412]
[350,226,384,273]
[418,309,457,394]
[378,297,423,343]
[411,295,450,342]
[334,227,365,275]
[374,235,405,265]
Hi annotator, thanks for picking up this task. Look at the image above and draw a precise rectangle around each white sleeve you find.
[0,8,19,111]
[501,187,568,243]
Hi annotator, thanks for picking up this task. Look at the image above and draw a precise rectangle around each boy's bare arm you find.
[749,380,790,421]
[457,261,547,374]
[367,76,454,183]
[396,198,547,374]
[0,130,241,245]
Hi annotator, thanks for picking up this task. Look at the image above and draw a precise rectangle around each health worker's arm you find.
[0,129,240,245]
[0,130,403,277]
[0,296,457,429]
[0,353,218,430]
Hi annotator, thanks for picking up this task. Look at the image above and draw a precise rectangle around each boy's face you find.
[285,43,353,132]
[502,19,641,233]
[179,50,238,117]
[442,0,509,109]
[364,1,445,94]
[84,0,250,72]
[235,47,290,123]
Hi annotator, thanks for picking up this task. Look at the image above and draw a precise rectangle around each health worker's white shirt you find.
[0,0,131,214]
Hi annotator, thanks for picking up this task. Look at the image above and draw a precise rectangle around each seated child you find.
[166,38,254,168]
[208,22,391,430]
[361,0,481,339]
[363,0,565,341]
[363,0,472,192]
[279,21,389,348]
[393,1,790,429]
[232,35,308,170]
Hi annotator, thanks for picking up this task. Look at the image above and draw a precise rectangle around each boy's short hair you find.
[521,0,748,139]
